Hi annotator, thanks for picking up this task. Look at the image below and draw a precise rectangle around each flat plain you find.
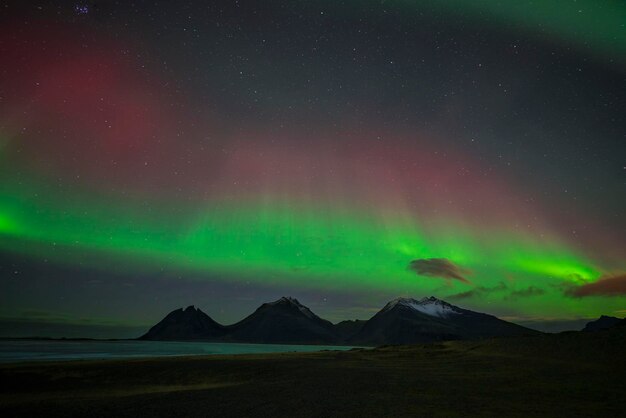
[1,329,624,417]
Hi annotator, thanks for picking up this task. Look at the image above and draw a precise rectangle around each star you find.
[74,4,89,15]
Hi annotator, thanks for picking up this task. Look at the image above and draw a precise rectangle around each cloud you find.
[505,317,593,333]
[409,258,471,283]
[0,319,148,339]
[0,310,140,327]
[447,283,545,301]
[566,273,626,297]
[506,286,545,300]
[447,282,507,300]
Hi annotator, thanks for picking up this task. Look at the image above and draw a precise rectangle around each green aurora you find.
[0,173,615,321]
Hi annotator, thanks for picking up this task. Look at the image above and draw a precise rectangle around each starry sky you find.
[1,0,625,337]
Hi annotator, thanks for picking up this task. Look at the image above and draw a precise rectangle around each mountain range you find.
[140,296,539,345]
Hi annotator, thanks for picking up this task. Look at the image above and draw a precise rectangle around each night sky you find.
[1,1,624,337]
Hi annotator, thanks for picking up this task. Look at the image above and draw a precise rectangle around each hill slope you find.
[582,315,622,332]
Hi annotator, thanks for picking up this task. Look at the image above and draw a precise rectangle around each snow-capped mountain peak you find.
[382,296,461,318]
[269,296,317,319]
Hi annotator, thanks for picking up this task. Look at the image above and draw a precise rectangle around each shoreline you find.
[0,339,367,364]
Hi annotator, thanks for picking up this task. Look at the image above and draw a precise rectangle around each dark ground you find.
[1,329,625,417]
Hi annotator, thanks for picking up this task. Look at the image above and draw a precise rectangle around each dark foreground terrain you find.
[1,328,625,418]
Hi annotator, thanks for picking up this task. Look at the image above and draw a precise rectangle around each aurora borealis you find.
[1,1,624,336]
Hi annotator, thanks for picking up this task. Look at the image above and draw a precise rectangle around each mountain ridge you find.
[140,296,540,345]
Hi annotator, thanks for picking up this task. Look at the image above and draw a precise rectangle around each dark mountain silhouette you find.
[139,305,226,341]
[350,296,538,345]
[225,297,337,344]
[333,319,367,342]
[140,296,539,345]
[582,315,622,332]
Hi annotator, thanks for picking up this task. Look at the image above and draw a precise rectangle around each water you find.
[0,340,359,363]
